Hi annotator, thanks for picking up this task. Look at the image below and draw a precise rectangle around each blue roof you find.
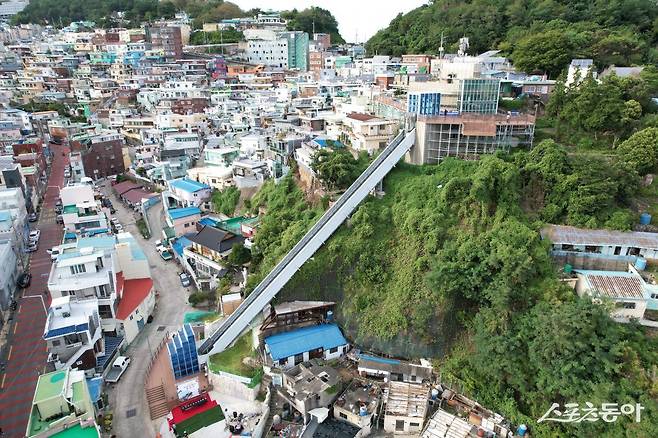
[359,353,400,365]
[117,234,147,260]
[0,210,11,222]
[312,138,345,149]
[170,178,210,193]
[86,228,109,236]
[86,377,103,403]
[172,234,194,256]
[265,324,347,361]
[198,217,218,227]
[168,206,201,221]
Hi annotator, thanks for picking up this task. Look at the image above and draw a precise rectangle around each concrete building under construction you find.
[408,112,535,164]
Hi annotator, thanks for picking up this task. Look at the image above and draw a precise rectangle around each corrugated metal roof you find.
[542,225,658,249]
[167,206,201,220]
[170,178,210,193]
[584,273,645,299]
[265,324,347,361]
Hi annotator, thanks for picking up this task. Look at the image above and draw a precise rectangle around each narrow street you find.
[0,143,67,436]
[102,184,194,437]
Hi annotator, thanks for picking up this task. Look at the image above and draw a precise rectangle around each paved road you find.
[0,143,68,436]
[103,186,193,437]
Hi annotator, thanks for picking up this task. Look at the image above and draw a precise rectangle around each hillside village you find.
[0,2,657,438]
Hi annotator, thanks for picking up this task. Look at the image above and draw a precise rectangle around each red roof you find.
[122,188,157,204]
[347,112,376,122]
[115,271,125,299]
[113,181,141,195]
[116,277,153,320]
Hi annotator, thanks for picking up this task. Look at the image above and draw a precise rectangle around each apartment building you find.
[342,112,398,153]
[70,130,126,179]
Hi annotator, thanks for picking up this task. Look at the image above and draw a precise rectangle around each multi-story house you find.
[43,296,103,373]
[59,184,108,236]
[341,112,398,154]
[183,225,244,289]
[70,129,126,179]
[26,368,100,438]
[164,177,211,208]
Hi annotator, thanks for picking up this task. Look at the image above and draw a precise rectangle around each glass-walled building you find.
[458,79,500,114]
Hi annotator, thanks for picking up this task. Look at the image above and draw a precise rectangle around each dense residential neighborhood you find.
[0,1,657,437]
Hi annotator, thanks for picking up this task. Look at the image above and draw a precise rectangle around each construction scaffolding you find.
[415,113,536,163]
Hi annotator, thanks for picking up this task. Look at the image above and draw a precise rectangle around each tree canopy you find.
[281,7,345,44]
[311,149,367,191]
[211,186,240,216]
[366,0,658,76]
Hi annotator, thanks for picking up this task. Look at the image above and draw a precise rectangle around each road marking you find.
[1,374,5,389]
[8,345,12,361]
[17,305,21,314]
[13,322,18,335]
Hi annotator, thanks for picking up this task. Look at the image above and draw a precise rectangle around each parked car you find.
[159,248,173,261]
[54,205,62,214]
[17,273,31,288]
[28,230,40,242]
[56,215,63,224]
[25,242,38,252]
[109,207,116,214]
[27,213,37,222]
[105,356,131,383]
[179,272,191,287]
[47,247,61,261]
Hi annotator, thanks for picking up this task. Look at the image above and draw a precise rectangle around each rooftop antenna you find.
[312,20,315,35]
[439,32,444,59]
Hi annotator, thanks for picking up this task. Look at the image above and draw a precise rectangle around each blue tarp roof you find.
[0,210,11,222]
[86,228,109,236]
[172,234,193,256]
[198,217,218,227]
[265,324,347,361]
[170,178,210,193]
[86,377,103,403]
[312,138,345,149]
[359,353,400,365]
[168,206,201,220]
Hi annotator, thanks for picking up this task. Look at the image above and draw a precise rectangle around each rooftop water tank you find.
[516,424,528,437]
[564,264,573,274]
[326,310,334,322]
[359,405,368,416]
[640,213,652,225]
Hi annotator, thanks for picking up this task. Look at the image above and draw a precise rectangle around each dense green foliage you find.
[548,67,658,141]
[189,29,243,45]
[211,186,240,216]
[14,0,344,43]
[227,243,251,266]
[244,143,658,435]
[515,139,638,229]
[366,0,658,76]
[246,176,323,290]
[311,149,368,191]
[13,0,178,27]
[281,7,345,44]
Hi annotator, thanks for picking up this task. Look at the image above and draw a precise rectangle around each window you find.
[617,302,636,309]
[329,347,338,354]
[294,353,304,365]
[395,420,405,431]
[70,264,86,275]
[410,422,420,429]
[339,412,347,420]
[51,340,61,347]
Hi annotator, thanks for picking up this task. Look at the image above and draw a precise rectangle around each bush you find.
[136,218,150,239]
[189,291,211,306]
[211,186,240,216]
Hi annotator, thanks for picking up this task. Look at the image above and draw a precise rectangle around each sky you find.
[233,0,428,43]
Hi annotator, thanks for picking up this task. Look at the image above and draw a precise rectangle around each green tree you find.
[281,7,345,44]
[616,127,658,175]
[311,149,364,191]
[211,186,240,216]
[512,29,576,77]
[228,242,251,265]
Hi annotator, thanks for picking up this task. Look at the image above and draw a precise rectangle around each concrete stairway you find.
[145,385,169,419]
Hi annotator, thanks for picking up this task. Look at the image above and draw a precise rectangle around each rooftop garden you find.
[208,331,260,383]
